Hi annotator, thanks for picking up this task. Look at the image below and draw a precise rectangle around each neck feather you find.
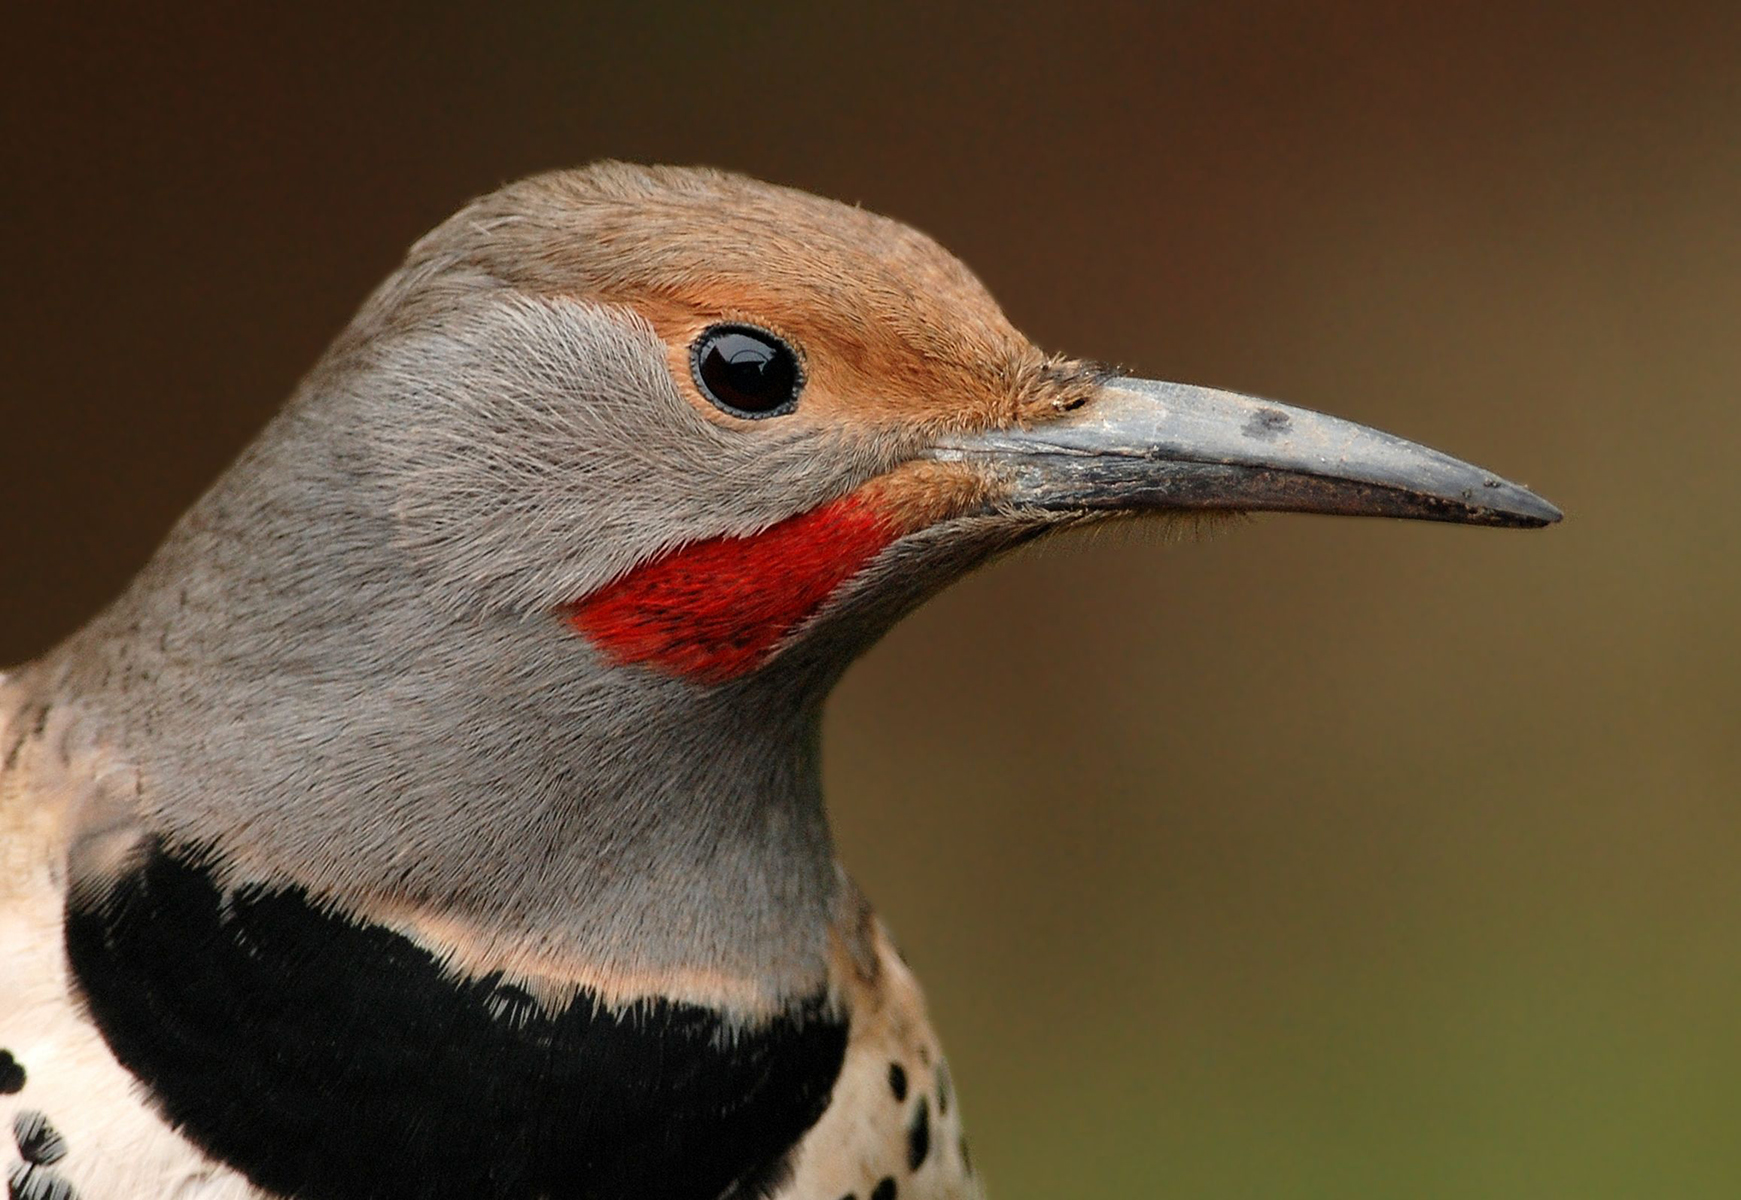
[49,432,846,1012]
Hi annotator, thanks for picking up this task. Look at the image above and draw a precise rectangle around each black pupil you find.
[695,328,798,416]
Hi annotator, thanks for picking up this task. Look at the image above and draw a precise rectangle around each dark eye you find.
[690,324,804,418]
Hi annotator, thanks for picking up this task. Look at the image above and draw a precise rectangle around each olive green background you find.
[3,4,1736,1195]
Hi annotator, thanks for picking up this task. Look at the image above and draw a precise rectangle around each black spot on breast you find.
[0,1051,24,1094]
[906,1097,930,1171]
[959,1136,973,1173]
[935,1061,951,1115]
[12,1111,67,1165]
[870,1178,897,1200]
[7,1162,79,1200]
[887,1061,907,1102]
[64,840,848,1200]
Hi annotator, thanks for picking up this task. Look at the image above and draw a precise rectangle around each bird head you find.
[341,164,1098,690]
[53,163,1557,1003]
[317,162,1557,692]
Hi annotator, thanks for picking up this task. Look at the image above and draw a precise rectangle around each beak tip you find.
[1480,480,1563,528]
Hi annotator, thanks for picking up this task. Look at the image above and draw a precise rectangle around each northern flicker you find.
[0,163,1558,1200]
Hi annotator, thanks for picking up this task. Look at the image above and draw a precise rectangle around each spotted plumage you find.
[771,907,979,1200]
[2,1072,77,1200]
[0,164,1556,1198]
[13,1111,68,1166]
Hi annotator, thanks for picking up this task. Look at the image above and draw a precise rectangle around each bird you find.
[0,162,1559,1200]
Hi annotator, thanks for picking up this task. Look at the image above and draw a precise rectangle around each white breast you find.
[0,683,262,1200]
[778,921,984,1200]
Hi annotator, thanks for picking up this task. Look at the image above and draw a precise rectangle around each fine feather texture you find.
[20,165,1087,1006]
[66,839,849,1200]
[0,162,1088,1198]
[568,494,899,682]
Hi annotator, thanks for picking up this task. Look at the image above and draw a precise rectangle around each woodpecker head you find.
[307,162,1557,693]
[53,163,1557,996]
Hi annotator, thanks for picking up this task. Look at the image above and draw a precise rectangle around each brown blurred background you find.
[3,3,1736,1195]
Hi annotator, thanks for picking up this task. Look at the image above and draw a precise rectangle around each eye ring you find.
[689,324,805,419]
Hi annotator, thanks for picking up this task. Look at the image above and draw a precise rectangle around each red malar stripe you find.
[566,495,899,682]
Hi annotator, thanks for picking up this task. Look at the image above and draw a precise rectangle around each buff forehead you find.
[413,163,1098,433]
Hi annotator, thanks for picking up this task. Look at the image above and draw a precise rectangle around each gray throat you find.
[36,389,845,1003]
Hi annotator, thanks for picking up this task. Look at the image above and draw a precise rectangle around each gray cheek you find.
[366,294,883,618]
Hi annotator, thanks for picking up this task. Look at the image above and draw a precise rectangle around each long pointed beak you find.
[929,376,1562,528]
